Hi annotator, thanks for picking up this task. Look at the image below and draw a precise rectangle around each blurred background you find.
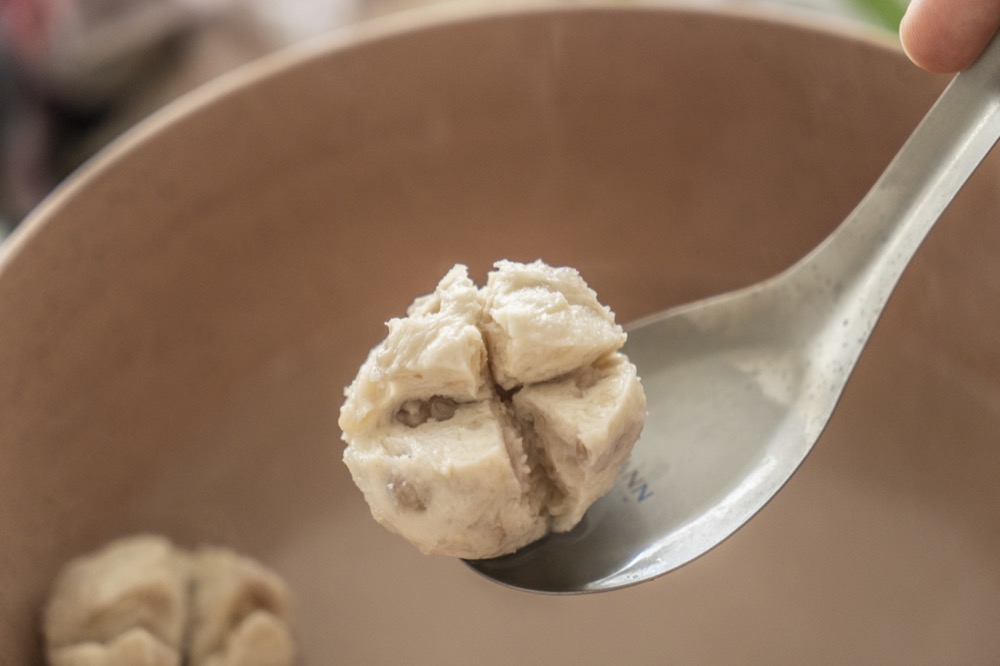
[0,0,905,241]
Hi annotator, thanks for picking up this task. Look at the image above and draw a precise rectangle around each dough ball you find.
[187,547,294,666]
[340,260,646,559]
[43,535,188,653]
[42,537,295,666]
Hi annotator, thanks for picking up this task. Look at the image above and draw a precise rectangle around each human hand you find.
[900,0,1000,72]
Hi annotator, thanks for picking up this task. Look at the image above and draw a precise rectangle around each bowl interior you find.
[2,5,999,663]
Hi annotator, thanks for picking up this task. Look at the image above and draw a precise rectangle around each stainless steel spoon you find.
[465,33,1000,593]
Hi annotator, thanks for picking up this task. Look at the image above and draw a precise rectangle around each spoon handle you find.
[802,31,1000,331]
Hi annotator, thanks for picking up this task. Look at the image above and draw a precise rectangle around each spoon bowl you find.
[467,30,1000,593]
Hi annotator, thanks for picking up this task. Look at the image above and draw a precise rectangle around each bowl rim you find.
[0,0,901,272]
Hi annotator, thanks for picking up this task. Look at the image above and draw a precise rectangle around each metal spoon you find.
[465,33,1000,593]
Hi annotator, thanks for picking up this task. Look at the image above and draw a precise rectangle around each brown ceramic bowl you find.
[2,3,999,663]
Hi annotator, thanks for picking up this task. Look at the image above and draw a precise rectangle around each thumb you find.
[900,0,1000,72]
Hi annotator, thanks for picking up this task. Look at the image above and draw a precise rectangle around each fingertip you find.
[899,0,1000,73]
[900,0,961,72]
